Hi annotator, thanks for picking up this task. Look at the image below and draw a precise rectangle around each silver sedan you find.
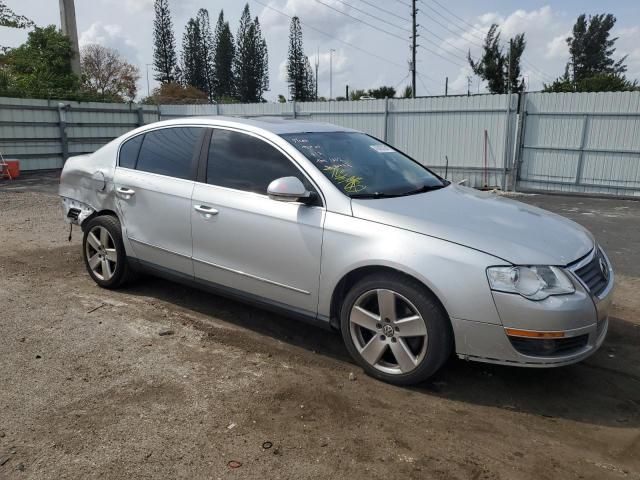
[59,117,614,385]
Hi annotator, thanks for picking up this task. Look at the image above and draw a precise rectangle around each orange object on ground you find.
[1,159,19,179]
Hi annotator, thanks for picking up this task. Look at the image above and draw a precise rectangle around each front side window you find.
[207,129,313,195]
[281,132,445,198]
[135,127,202,180]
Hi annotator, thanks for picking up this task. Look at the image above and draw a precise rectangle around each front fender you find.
[319,213,504,325]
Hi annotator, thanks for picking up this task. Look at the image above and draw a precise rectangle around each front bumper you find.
[452,248,614,367]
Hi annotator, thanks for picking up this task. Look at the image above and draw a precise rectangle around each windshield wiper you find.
[350,192,395,199]
[398,183,447,196]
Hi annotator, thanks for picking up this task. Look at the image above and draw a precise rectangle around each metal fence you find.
[2,91,639,197]
[516,91,640,196]
[0,97,158,171]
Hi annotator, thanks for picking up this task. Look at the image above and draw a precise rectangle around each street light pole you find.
[329,48,335,100]
[146,64,152,98]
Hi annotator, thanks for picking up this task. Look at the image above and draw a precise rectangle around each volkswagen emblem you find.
[382,324,395,337]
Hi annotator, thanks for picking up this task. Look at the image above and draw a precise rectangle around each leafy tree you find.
[152,0,178,84]
[234,4,269,102]
[277,94,287,103]
[468,24,526,94]
[286,16,313,101]
[181,18,207,93]
[81,44,140,101]
[142,82,208,104]
[0,0,33,28]
[545,72,637,92]
[1,0,34,53]
[544,14,635,92]
[349,89,366,101]
[211,10,235,100]
[402,85,413,98]
[368,86,396,99]
[1,25,79,96]
[196,8,215,101]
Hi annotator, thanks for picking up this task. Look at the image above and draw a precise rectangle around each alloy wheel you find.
[85,226,118,281]
[349,289,428,375]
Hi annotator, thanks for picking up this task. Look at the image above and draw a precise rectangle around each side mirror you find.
[267,176,312,203]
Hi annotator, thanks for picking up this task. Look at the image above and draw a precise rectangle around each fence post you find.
[383,97,389,142]
[501,94,513,190]
[136,106,144,127]
[575,115,590,185]
[511,93,527,191]
[57,103,69,163]
[292,100,296,119]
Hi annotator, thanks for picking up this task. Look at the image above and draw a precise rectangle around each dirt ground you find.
[1,173,639,480]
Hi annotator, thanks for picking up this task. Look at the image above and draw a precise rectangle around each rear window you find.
[119,134,143,169]
[135,127,202,180]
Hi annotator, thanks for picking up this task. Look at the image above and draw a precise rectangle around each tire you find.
[82,215,133,289]
[340,272,452,386]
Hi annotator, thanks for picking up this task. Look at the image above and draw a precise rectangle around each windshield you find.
[281,132,445,198]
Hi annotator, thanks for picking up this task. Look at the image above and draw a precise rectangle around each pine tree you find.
[212,10,235,100]
[152,0,178,83]
[304,56,316,101]
[181,18,207,92]
[468,24,526,94]
[253,17,270,100]
[233,4,270,102]
[568,14,627,82]
[196,8,215,101]
[286,16,309,101]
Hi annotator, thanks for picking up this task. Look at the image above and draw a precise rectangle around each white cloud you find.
[79,21,140,64]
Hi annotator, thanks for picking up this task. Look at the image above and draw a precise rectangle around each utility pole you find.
[411,0,417,98]
[445,77,448,96]
[467,76,472,96]
[507,38,513,94]
[59,0,81,75]
[329,48,335,100]
[315,47,319,100]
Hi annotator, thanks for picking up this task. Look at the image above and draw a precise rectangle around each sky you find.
[2,0,639,101]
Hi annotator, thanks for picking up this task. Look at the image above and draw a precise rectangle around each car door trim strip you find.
[192,257,311,295]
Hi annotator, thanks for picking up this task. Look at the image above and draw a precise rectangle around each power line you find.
[419,0,554,82]
[328,0,411,34]
[311,0,409,43]
[252,0,440,87]
[357,0,410,24]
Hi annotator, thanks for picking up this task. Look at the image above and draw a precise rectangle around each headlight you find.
[487,266,575,301]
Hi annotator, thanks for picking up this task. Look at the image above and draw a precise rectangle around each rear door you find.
[191,128,325,316]
[114,126,205,277]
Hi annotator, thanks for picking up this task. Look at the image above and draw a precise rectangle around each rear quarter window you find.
[135,127,203,180]
[119,134,143,169]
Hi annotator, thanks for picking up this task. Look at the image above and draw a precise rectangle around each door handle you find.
[194,205,219,217]
[116,187,135,197]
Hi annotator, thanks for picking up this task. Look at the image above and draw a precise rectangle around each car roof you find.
[152,115,358,135]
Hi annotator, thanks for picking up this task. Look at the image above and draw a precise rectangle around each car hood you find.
[351,184,594,265]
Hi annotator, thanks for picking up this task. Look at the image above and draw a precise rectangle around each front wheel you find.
[340,272,452,385]
[82,215,132,289]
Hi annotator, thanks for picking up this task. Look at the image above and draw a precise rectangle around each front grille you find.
[573,250,609,297]
[509,335,589,357]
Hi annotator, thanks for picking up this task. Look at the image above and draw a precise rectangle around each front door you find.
[191,128,324,316]
[114,126,204,276]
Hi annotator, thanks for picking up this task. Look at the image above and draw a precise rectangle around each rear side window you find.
[136,127,202,180]
[207,129,311,194]
[119,134,143,169]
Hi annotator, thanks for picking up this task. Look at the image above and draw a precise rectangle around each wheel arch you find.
[329,265,452,334]
[81,209,120,231]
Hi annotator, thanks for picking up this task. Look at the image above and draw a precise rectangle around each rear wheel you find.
[340,272,452,385]
[82,215,132,289]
